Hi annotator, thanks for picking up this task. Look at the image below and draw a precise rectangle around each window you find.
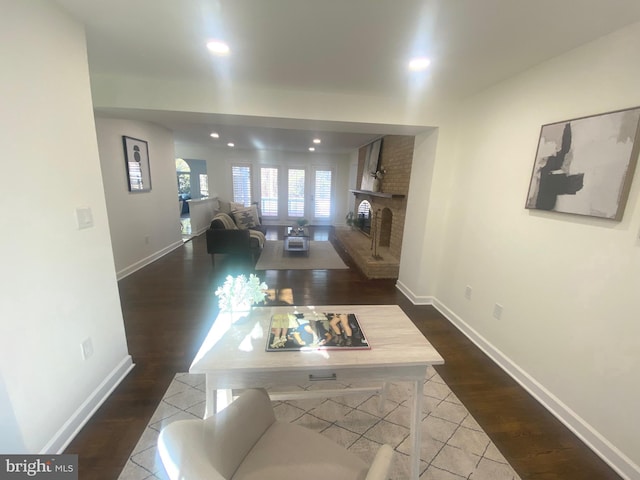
[260,167,278,217]
[288,168,305,217]
[176,158,191,195]
[314,169,332,219]
[199,174,209,197]
[232,164,252,206]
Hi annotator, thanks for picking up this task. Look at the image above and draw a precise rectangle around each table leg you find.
[409,379,424,480]
[378,382,389,415]
[204,382,234,418]
[204,375,215,418]
[216,389,233,412]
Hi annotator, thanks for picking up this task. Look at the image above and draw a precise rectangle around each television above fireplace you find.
[360,138,382,191]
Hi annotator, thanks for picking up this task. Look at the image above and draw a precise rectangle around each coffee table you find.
[190,304,444,479]
[283,226,310,255]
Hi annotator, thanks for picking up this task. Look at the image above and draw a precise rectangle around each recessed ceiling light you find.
[313,138,321,144]
[210,132,219,138]
[408,57,431,71]
[227,142,235,147]
[308,147,315,152]
[207,40,230,56]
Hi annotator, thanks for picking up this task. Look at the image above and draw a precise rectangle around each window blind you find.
[314,170,332,218]
[260,167,278,216]
[287,168,305,217]
[232,165,252,206]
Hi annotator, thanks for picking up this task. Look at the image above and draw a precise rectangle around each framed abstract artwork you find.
[123,135,152,192]
[525,107,640,220]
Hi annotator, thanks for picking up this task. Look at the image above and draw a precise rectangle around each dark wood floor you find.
[65,227,621,479]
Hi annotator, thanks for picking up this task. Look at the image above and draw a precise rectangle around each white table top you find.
[190,305,444,376]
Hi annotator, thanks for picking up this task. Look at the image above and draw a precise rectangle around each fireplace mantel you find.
[349,189,405,199]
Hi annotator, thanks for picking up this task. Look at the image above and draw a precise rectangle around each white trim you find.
[191,226,209,236]
[116,240,183,280]
[395,280,434,305]
[311,166,336,224]
[410,294,640,480]
[41,355,135,454]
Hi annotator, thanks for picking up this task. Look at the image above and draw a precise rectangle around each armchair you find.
[158,388,393,480]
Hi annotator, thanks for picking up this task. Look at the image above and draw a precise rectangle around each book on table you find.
[266,312,370,351]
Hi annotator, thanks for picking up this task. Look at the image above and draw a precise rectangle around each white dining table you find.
[190,304,444,480]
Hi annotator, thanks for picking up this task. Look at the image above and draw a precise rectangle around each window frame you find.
[231,163,253,207]
[312,167,334,223]
[259,166,279,217]
[286,167,306,219]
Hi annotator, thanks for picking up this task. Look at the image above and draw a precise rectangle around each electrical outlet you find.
[144,235,150,245]
[81,337,94,360]
[464,285,472,300]
[493,303,503,320]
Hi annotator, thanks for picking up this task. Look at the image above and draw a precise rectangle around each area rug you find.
[255,240,348,270]
[117,369,521,480]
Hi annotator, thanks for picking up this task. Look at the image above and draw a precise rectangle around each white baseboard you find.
[116,240,184,280]
[426,297,640,480]
[395,280,435,305]
[191,225,208,236]
[41,355,135,454]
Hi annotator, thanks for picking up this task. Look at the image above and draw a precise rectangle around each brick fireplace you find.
[334,135,414,278]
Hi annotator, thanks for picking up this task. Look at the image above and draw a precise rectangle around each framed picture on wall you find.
[361,138,382,191]
[525,107,640,220]
[123,135,152,192]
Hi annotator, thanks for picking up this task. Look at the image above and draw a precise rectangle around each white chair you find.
[158,388,393,480]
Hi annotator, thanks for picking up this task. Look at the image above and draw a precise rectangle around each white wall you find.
[345,149,360,218]
[0,0,131,453]
[176,142,351,225]
[95,117,183,278]
[414,22,640,479]
[397,127,441,301]
[0,373,24,452]
[91,75,445,130]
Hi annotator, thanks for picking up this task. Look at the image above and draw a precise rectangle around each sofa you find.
[206,204,266,265]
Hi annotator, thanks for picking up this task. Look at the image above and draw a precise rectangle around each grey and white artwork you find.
[123,135,152,192]
[526,108,640,220]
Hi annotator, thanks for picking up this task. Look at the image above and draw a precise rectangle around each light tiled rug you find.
[118,368,521,480]
[255,240,348,270]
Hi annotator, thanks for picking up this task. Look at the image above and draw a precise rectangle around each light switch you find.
[76,207,94,230]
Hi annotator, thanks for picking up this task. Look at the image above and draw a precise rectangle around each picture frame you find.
[123,136,152,192]
[525,107,640,220]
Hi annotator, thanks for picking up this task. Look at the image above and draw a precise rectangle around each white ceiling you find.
[57,0,640,153]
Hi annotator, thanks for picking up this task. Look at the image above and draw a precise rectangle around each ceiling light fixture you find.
[313,138,321,144]
[408,57,431,71]
[210,132,219,138]
[207,40,230,56]
[308,147,315,152]
[227,142,235,147]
